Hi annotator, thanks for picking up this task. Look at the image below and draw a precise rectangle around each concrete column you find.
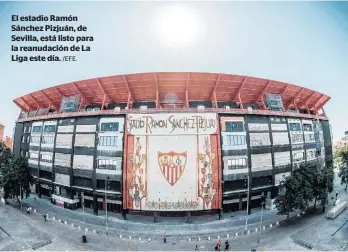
[93,193,98,215]
[154,211,158,223]
[186,211,192,223]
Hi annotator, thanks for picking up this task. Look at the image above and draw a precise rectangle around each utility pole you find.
[257,201,265,243]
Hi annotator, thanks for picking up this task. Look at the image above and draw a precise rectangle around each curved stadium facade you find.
[12,72,333,219]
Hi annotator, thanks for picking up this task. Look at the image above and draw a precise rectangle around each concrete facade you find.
[12,112,333,217]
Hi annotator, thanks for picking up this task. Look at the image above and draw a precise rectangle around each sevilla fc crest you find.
[158,151,187,186]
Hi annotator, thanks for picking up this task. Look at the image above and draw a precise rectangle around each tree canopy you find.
[0,142,33,202]
[275,162,334,219]
[337,145,348,190]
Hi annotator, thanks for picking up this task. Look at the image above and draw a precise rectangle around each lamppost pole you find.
[83,203,85,224]
[258,201,265,243]
[105,176,108,235]
[19,183,22,214]
[245,175,249,231]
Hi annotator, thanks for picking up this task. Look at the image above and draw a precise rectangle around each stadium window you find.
[42,136,54,144]
[30,136,40,144]
[99,136,118,147]
[98,159,118,170]
[32,126,43,133]
[292,152,304,162]
[40,154,53,163]
[225,122,244,132]
[305,134,314,142]
[289,123,301,131]
[227,158,247,169]
[227,135,246,146]
[100,122,119,132]
[29,152,39,160]
[303,124,313,131]
[44,125,57,133]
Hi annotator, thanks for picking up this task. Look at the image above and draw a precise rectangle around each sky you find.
[0,1,347,142]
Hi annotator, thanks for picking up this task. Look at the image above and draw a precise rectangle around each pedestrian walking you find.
[195,245,199,251]
[163,233,167,243]
[336,191,338,199]
[225,240,229,251]
[43,213,47,221]
[34,197,36,203]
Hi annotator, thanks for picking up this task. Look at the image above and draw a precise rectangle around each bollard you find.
[148,238,151,242]
[198,237,201,241]
[129,236,132,240]
[227,234,229,238]
[189,238,191,242]
[85,228,88,232]
[263,226,265,230]
[71,223,74,227]
[64,221,67,225]
[139,237,141,241]
[276,221,279,225]
[270,224,272,228]
[247,230,250,234]
[120,234,122,239]
[297,213,300,217]
[235,232,238,236]
[52,217,55,221]
[78,226,81,230]
[34,209,36,213]
[58,219,61,222]
[218,235,220,239]
[255,228,258,232]
[93,230,96,234]
[208,236,211,241]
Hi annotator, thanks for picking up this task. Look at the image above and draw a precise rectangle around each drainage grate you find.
[32,240,52,250]
[293,239,312,250]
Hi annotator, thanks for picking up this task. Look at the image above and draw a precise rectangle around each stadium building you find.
[12,72,333,219]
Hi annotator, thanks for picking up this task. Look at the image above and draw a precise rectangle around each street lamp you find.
[257,201,265,243]
[105,176,110,235]
[19,183,22,214]
[245,174,250,231]
[82,202,85,224]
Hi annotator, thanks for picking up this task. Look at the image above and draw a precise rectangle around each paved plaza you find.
[1,172,348,251]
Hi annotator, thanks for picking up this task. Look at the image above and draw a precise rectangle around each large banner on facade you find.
[123,113,221,211]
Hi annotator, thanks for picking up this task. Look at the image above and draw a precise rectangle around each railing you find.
[16,107,328,122]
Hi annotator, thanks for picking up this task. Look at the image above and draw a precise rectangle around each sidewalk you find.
[21,194,291,240]
[19,173,345,241]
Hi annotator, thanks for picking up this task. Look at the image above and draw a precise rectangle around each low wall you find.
[327,201,347,219]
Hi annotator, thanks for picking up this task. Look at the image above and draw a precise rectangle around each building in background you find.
[334,131,348,149]
[0,124,4,140]
[0,124,12,150]
[11,72,333,219]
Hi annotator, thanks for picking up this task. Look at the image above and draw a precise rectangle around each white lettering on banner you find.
[127,113,217,135]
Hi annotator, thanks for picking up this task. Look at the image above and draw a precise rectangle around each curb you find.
[23,204,305,242]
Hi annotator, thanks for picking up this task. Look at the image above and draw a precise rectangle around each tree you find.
[313,163,334,212]
[337,145,348,190]
[0,155,33,202]
[294,165,315,211]
[274,176,299,221]
[0,142,11,167]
